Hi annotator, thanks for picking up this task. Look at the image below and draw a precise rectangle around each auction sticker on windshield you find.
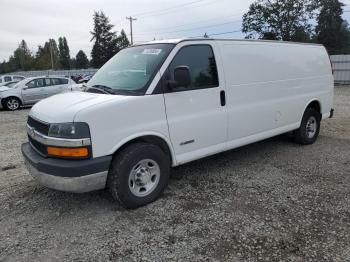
[142,49,162,55]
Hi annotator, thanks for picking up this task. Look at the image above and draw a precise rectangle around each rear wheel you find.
[107,142,170,209]
[4,97,21,111]
[293,108,321,145]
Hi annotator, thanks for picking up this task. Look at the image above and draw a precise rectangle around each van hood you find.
[30,92,131,123]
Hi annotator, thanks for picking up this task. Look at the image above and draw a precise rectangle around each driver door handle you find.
[220,90,226,107]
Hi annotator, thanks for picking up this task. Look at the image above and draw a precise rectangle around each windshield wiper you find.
[112,89,143,96]
[86,85,115,94]
[85,85,143,96]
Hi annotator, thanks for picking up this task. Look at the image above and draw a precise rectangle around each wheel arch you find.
[109,132,177,166]
[1,95,23,107]
[305,99,321,114]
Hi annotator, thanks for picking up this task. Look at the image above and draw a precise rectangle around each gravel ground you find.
[0,87,349,262]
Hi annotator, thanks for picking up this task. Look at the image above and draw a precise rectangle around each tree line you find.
[1,1,349,74]
[0,11,129,74]
[242,0,350,54]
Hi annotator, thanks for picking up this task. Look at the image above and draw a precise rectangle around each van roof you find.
[142,38,323,47]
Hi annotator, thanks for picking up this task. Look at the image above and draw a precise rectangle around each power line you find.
[114,0,230,42]
[207,30,242,37]
[131,0,207,17]
[191,29,242,38]
[139,15,242,33]
[135,20,242,36]
[134,29,242,43]
[112,0,219,26]
[135,0,223,19]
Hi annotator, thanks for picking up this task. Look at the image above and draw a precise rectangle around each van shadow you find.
[170,133,294,179]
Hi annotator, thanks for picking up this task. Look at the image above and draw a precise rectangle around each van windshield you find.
[87,44,174,95]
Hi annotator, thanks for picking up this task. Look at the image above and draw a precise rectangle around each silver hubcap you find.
[7,99,19,110]
[306,116,317,139]
[128,159,160,197]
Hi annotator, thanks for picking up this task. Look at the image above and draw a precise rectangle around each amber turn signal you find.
[47,146,89,158]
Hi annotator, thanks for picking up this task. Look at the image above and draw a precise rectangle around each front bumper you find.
[21,143,112,193]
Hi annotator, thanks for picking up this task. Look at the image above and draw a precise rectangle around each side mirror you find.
[166,66,191,90]
[174,66,191,88]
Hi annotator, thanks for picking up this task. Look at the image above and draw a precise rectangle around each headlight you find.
[48,123,90,139]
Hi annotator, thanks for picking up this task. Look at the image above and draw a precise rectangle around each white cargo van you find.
[22,39,334,208]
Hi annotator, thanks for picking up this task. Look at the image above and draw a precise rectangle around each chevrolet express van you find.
[22,39,334,208]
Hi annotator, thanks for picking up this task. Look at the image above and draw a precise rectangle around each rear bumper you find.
[21,143,112,193]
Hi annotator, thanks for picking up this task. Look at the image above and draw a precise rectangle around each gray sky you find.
[1,0,350,61]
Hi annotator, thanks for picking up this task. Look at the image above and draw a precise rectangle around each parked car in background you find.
[0,76,75,110]
[67,83,85,92]
[0,75,25,84]
[78,74,93,83]
[0,81,19,88]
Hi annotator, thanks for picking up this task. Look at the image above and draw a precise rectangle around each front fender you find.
[108,131,177,166]
[0,94,23,105]
[0,93,23,105]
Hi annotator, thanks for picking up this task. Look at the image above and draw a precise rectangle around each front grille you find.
[27,116,49,136]
[28,135,47,156]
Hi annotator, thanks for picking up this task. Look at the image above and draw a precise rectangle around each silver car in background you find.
[0,76,75,110]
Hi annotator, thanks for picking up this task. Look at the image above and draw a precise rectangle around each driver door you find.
[162,44,227,164]
[22,78,46,104]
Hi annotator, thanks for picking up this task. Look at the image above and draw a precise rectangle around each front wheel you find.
[107,143,170,209]
[4,97,21,111]
[293,108,321,145]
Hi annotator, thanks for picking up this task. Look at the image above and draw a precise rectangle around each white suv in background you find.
[0,76,75,110]
[0,75,25,85]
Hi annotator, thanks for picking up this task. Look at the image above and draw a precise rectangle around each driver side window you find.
[27,78,44,88]
[166,45,219,92]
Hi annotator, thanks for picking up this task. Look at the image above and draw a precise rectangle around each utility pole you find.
[126,16,137,45]
[49,39,54,70]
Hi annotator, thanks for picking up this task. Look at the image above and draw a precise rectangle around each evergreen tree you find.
[34,39,60,70]
[70,58,77,69]
[76,50,89,69]
[315,0,349,54]
[0,40,33,73]
[90,11,118,68]
[12,40,33,71]
[58,37,71,69]
[116,29,130,50]
[242,0,314,41]
[0,58,16,73]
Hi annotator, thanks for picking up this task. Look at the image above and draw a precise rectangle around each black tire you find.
[293,108,321,145]
[107,142,170,209]
[4,97,21,111]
